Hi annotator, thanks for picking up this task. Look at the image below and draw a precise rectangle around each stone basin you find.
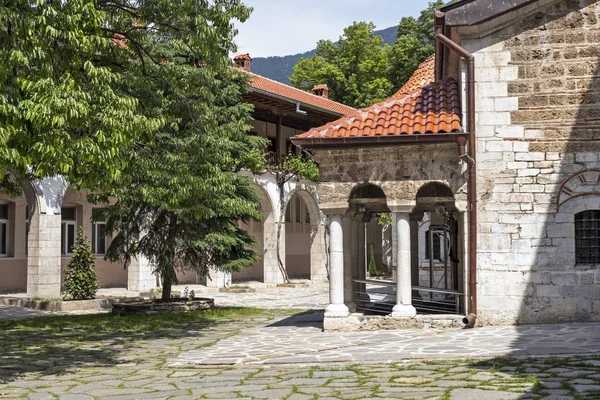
[111,298,214,315]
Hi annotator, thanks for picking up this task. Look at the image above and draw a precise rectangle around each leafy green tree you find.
[0,0,163,192]
[387,1,447,90]
[63,227,99,300]
[90,1,266,301]
[290,22,393,108]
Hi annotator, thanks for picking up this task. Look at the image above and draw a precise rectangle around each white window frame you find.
[91,221,106,256]
[0,203,9,258]
[61,207,77,256]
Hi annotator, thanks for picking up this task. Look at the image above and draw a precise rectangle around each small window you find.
[61,207,77,255]
[425,229,442,261]
[575,210,600,264]
[91,209,106,255]
[0,204,8,257]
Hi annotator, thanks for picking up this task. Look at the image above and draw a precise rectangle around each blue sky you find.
[235,0,433,57]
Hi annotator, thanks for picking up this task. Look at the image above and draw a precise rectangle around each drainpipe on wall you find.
[435,12,478,316]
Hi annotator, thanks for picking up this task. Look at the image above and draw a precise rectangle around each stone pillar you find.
[392,211,417,317]
[325,214,349,317]
[26,211,62,298]
[357,220,368,303]
[26,176,67,299]
[410,212,424,292]
[127,254,156,292]
[351,219,360,308]
[342,216,355,311]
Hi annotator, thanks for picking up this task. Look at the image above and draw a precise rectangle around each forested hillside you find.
[251,25,398,84]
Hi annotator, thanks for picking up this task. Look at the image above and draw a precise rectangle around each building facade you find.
[294,0,600,329]
[0,55,354,297]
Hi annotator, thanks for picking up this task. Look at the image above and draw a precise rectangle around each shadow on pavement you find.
[266,309,324,328]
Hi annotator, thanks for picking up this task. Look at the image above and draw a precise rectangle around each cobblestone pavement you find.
[2,284,600,399]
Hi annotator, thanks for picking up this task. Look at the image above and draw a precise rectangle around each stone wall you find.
[313,143,468,210]
[460,0,600,324]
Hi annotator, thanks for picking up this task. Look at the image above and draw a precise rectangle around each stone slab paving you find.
[174,312,600,366]
[2,284,600,399]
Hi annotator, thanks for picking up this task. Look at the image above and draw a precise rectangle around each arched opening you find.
[231,184,274,283]
[284,190,320,280]
[347,183,392,313]
[413,182,463,314]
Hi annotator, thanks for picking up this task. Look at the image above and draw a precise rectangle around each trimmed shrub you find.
[63,227,99,300]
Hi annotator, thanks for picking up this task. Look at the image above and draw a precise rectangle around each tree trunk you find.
[276,171,290,283]
[162,276,172,301]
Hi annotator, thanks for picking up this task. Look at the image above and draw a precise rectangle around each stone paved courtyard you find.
[1,285,600,399]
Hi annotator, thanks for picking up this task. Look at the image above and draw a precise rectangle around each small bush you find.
[63,227,99,300]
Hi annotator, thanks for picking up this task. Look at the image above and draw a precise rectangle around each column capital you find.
[388,204,415,214]
[322,207,349,216]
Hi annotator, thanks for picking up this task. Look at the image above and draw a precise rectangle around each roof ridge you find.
[242,69,356,111]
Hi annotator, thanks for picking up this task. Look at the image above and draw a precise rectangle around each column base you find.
[325,303,350,318]
[345,301,356,313]
[392,304,417,318]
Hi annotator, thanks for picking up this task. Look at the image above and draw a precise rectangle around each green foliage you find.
[290,22,393,108]
[0,0,164,192]
[251,26,398,84]
[387,1,448,90]
[281,153,319,182]
[378,213,392,226]
[368,243,378,277]
[290,2,454,107]
[63,227,99,300]
[94,0,264,301]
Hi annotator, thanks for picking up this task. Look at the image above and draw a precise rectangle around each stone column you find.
[203,267,231,289]
[127,254,156,292]
[410,212,424,292]
[309,213,328,282]
[392,211,417,317]
[342,216,355,311]
[351,219,360,308]
[357,220,368,303]
[325,214,349,317]
[26,176,67,299]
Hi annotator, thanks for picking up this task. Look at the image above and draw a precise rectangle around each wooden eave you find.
[441,0,538,26]
[292,132,469,150]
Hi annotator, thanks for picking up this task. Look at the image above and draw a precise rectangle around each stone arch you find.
[282,187,327,281]
[232,183,278,283]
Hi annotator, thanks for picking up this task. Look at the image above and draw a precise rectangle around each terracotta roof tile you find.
[294,77,462,142]
[394,55,436,97]
[243,70,356,116]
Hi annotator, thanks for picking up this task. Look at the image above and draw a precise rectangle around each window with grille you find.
[575,210,600,264]
[425,229,441,260]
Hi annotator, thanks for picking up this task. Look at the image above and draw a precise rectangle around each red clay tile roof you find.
[294,77,462,143]
[243,70,356,116]
[394,55,436,97]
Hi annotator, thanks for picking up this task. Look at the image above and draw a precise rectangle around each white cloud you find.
[234,0,432,57]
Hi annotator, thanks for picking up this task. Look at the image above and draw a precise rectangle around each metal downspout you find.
[434,15,478,315]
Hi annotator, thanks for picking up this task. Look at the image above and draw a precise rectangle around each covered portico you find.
[292,58,476,330]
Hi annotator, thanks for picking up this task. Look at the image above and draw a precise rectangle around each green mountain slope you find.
[251,25,398,84]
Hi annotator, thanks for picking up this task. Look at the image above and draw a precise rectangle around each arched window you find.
[575,210,600,264]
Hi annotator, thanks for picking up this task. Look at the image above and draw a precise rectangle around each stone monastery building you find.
[2,0,600,328]
[293,0,600,328]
